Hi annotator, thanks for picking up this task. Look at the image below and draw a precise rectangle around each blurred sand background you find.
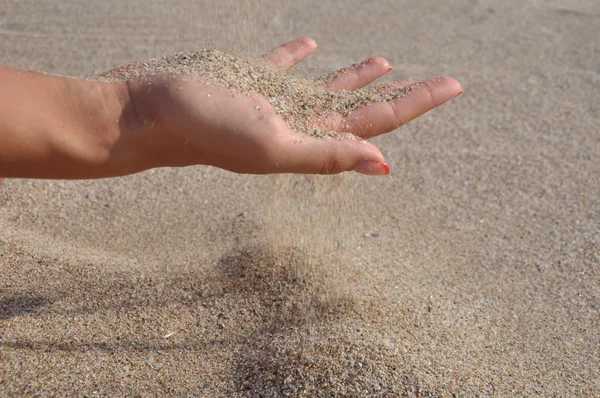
[1,0,599,396]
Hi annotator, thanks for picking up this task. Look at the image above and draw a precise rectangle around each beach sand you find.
[1,0,599,396]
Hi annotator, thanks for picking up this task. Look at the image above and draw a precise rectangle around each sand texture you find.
[1,0,599,396]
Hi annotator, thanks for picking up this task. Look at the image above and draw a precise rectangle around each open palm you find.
[103,37,462,179]
[135,37,462,176]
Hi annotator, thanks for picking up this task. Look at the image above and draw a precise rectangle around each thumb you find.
[273,135,389,176]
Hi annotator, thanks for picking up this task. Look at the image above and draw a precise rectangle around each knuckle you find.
[420,80,436,104]
[319,151,345,175]
[388,100,405,127]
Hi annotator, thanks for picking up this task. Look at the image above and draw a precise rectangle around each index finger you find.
[344,77,463,138]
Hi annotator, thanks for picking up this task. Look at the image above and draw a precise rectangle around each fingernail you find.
[354,161,390,176]
[387,66,393,72]
[457,90,464,96]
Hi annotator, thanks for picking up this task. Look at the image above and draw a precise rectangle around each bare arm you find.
[0,66,155,179]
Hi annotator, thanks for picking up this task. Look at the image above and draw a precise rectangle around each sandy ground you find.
[1,0,599,396]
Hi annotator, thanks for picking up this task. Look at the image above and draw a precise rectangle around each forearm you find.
[0,66,156,179]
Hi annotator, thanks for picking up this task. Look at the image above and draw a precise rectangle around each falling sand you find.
[93,48,424,394]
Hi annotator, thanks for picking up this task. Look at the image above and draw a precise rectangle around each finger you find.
[345,77,463,138]
[314,81,416,131]
[263,37,318,70]
[318,57,392,91]
[273,133,389,176]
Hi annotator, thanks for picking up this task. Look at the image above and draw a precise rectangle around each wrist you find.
[59,77,171,178]
[95,79,163,176]
[0,66,168,179]
[121,77,198,170]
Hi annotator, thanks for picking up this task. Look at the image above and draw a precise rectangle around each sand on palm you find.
[96,49,417,137]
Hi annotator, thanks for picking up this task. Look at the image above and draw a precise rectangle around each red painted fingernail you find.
[382,163,391,175]
[354,161,390,176]
[457,90,464,96]
[387,67,393,72]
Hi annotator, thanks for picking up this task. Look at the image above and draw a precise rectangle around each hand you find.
[0,38,462,182]
[124,37,463,176]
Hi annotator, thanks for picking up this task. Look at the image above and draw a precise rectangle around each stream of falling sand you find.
[193,0,363,327]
